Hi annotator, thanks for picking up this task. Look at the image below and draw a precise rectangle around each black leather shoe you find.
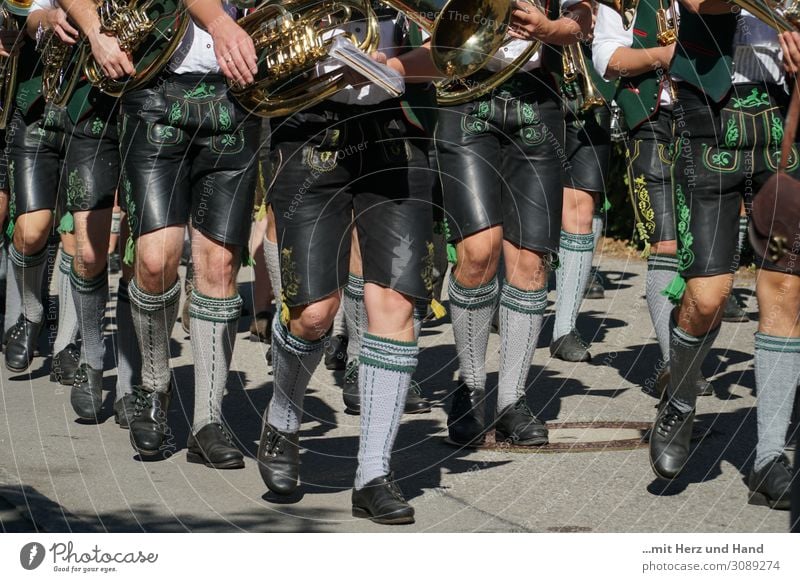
[113,393,137,429]
[343,361,360,414]
[550,330,591,362]
[405,381,433,414]
[446,382,486,446]
[747,455,793,510]
[494,399,548,446]
[5,315,43,372]
[70,364,104,420]
[187,423,245,469]
[352,473,414,525]
[649,397,695,479]
[585,269,605,299]
[324,334,348,370]
[257,422,300,495]
[722,293,748,322]
[129,385,172,457]
[646,369,713,399]
[50,343,81,385]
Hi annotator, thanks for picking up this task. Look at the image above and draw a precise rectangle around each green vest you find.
[670,8,736,103]
[613,0,666,129]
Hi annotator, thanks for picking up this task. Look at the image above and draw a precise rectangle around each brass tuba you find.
[230,0,381,118]
[0,8,20,129]
[83,0,189,96]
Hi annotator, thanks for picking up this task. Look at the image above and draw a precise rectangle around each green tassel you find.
[123,236,135,266]
[602,196,612,212]
[446,243,457,265]
[241,247,255,267]
[661,273,686,304]
[58,211,74,234]
[5,219,14,239]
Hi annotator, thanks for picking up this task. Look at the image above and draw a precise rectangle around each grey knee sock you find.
[53,251,79,352]
[448,275,499,391]
[267,317,326,433]
[332,303,347,336]
[355,333,417,489]
[115,280,141,398]
[4,247,21,333]
[344,274,367,364]
[190,292,242,431]
[592,214,603,250]
[263,237,282,305]
[554,230,595,339]
[129,278,180,393]
[70,266,108,369]
[735,216,748,269]
[647,254,678,363]
[667,319,720,413]
[497,283,547,410]
[754,334,800,471]
[9,243,48,324]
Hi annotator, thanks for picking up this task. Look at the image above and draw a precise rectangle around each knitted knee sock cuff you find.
[70,265,108,294]
[360,333,418,373]
[448,275,499,309]
[647,254,678,271]
[559,230,595,252]
[755,333,800,353]
[344,273,365,299]
[189,291,243,322]
[499,282,547,314]
[59,251,73,276]
[8,242,48,268]
[672,322,720,350]
[128,278,181,313]
[272,315,326,357]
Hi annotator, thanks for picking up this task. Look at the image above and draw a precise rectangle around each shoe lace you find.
[656,404,685,436]
[66,345,80,362]
[265,428,285,456]
[409,380,422,396]
[214,422,235,445]
[386,477,406,502]
[512,399,541,423]
[73,365,88,384]
[570,330,590,349]
[132,385,153,413]
[344,360,359,383]
[8,318,26,340]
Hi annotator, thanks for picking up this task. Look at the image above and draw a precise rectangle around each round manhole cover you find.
[474,421,714,453]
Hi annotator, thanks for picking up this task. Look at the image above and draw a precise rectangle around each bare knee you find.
[12,213,52,254]
[650,240,677,256]
[72,243,106,279]
[193,245,238,298]
[135,241,181,293]
[289,295,340,340]
[454,231,502,287]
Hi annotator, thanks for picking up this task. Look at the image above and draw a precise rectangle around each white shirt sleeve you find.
[592,4,632,80]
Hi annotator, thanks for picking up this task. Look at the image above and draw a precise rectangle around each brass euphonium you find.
[562,41,604,112]
[727,0,800,32]
[234,0,519,115]
[0,8,20,129]
[38,28,82,106]
[230,0,381,118]
[83,0,189,96]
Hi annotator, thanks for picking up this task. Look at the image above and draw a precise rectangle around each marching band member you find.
[120,0,260,466]
[649,1,800,512]
[435,0,591,448]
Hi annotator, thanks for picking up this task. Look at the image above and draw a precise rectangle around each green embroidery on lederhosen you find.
[724,117,739,148]
[731,88,770,109]
[519,100,545,146]
[624,140,652,257]
[702,143,739,172]
[218,102,232,132]
[421,241,436,295]
[6,160,16,238]
[168,102,183,126]
[91,117,104,136]
[279,247,300,301]
[462,98,492,135]
[763,112,800,172]
[183,82,215,100]
[673,183,695,273]
[770,113,784,145]
[633,175,655,243]
[59,169,87,233]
